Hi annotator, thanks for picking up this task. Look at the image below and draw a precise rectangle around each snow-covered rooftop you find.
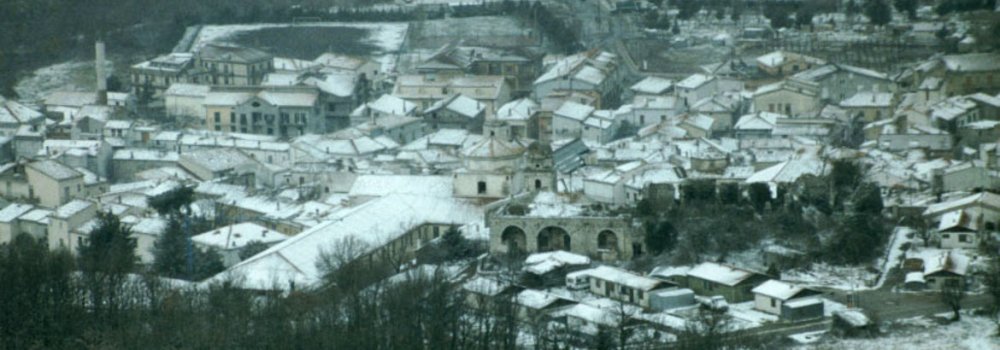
[217,194,483,290]
[192,222,288,250]
[586,265,668,291]
[630,76,674,95]
[523,250,591,275]
[752,279,812,301]
[347,174,453,198]
[840,92,894,108]
[687,262,759,287]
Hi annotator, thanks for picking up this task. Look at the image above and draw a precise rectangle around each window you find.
[942,234,950,239]
[770,298,776,308]
[63,187,69,198]
[230,113,236,123]
[214,112,221,123]
[959,234,969,243]
[76,184,81,192]
[477,181,487,194]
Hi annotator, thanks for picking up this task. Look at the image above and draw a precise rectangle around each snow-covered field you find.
[191,22,408,73]
[798,314,1000,350]
[14,60,114,103]
[783,263,879,291]
[193,23,407,53]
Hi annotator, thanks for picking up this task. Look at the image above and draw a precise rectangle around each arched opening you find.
[537,226,571,252]
[534,179,542,190]
[501,226,527,253]
[598,230,618,252]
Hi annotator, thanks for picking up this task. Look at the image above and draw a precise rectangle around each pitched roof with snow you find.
[735,112,781,130]
[28,160,82,181]
[192,222,288,250]
[217,194,483,290]
[923,192,1000,217]
[496,98,539,121]
[840,92,894,108]
[630,76,674,95]
[941,53,1000,72]
[687,262,761,286]
[752,280,814,301]
[347,175,453,198]
[523,250,591,275]
[424,94,484,118]
[676,74,714,90]
[0,203,34,223]
[554,101,595,121]
[746,159,827,184]
[586,265,668,291]
[0,99,44,125]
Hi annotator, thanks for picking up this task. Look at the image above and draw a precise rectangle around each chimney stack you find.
[95,40,108,105]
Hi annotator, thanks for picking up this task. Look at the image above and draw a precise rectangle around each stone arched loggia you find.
[597,230,618,252]
[500,226,527,253]
[537,226,571,252]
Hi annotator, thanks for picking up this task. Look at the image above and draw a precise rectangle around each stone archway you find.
[537,226,571,252]
[597,230,618,252]
[501,226,527,253]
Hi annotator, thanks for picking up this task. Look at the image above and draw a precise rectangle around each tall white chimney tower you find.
[95,40,108,105]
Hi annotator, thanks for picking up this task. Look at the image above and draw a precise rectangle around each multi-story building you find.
[203,86,322,138]
[130,53,205,97]
[195,43,273,86]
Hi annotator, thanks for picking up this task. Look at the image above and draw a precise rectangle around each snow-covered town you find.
[0,0,999,348]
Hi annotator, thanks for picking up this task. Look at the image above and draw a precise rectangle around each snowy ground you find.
[14,60,115,104]
[780,226,915,292]
[783,263,878,291]
[191,22,408,73]
[796,313,1000,350]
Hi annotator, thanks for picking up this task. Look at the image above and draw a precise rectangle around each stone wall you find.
[488,214,642,261]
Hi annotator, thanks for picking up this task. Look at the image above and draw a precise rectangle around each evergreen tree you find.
[766,263,781,279]
[748,183,771,212]
[441,226,474,259]
[154,217,225,281]
[831,160,862,190]
[847,0,861,17]
[78,212,137,324]
[79,212,137,276]
[676,0,701,20]
[645,220,677,255]
[828,212,886,264]
[765,4,793,29]
[153,217,188,279]
[864,0,892,27]
[796,6,815,29]
[851,182,884,215]
[0,235,79,347]
[148,186,195,217]
[893,0,917,19]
